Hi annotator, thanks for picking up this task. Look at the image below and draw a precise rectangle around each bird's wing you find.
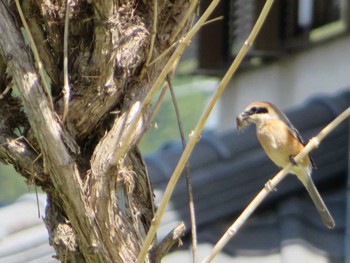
[269,103,305,144]
[276,108,317,169]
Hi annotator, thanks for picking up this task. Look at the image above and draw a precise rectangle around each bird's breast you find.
[256,120,297,168]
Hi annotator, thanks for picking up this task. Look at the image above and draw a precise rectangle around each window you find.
[198,0,350,72]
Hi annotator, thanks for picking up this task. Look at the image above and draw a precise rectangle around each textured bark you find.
[0,0,195,262]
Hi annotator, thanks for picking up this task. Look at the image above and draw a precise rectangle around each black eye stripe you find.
[257,107,268,114]
[250,106,268,114]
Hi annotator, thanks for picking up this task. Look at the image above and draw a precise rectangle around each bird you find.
[236,101,335,229]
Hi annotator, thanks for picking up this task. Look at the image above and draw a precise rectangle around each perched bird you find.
[236,101,335,228]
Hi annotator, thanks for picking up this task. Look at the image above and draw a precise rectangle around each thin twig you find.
[202,106,350,263]
[202,16,224,26]
[167,77,198,263]
[31,149,43,219]
[149,81,168,125]
[169,0,199,43]
[146,57,180,131]
[14,0,53,108]
[145,0,157,66]
[135,1,273,262]
[148,38,180,67]
[150,222,186,263]
[34,184,41,218]
[62,0,71,123]
[135,24,210,263]
[115,0,221,167]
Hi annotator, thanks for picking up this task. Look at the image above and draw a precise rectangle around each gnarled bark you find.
[0,0,195,262]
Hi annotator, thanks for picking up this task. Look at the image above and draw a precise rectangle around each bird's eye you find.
[250,107,257,113]
[256,107,268,114]
[249,106,268,115]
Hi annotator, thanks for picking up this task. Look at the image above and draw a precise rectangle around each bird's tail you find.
[302,174,335,228]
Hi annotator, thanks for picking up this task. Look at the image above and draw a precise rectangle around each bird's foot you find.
[289,155,298,166]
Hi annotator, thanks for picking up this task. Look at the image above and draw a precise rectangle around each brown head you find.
[236,101,284,130]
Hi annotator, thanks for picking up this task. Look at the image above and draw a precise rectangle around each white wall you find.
[217,35,350,131]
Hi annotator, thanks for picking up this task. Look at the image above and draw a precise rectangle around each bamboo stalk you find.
[135,0,275,262]
[113,0,220,165]
[202,106,350,263]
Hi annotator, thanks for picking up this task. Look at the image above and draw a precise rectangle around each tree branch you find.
[14,0,53,108]
[91,101,146,176]
[0,0,197,261]
[0,2,110,261]
[0,80,48,187]
[150,222,186,263]
[0,133,48,185]
[22,0,60,87]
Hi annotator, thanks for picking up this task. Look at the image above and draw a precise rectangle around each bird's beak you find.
[236,111,250,131]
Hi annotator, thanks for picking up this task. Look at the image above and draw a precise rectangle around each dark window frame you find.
[198,0,350,74]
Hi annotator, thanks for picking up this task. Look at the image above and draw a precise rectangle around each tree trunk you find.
[0,0,195,262]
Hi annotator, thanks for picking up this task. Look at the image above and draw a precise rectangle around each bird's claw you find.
[289,155,298,166]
